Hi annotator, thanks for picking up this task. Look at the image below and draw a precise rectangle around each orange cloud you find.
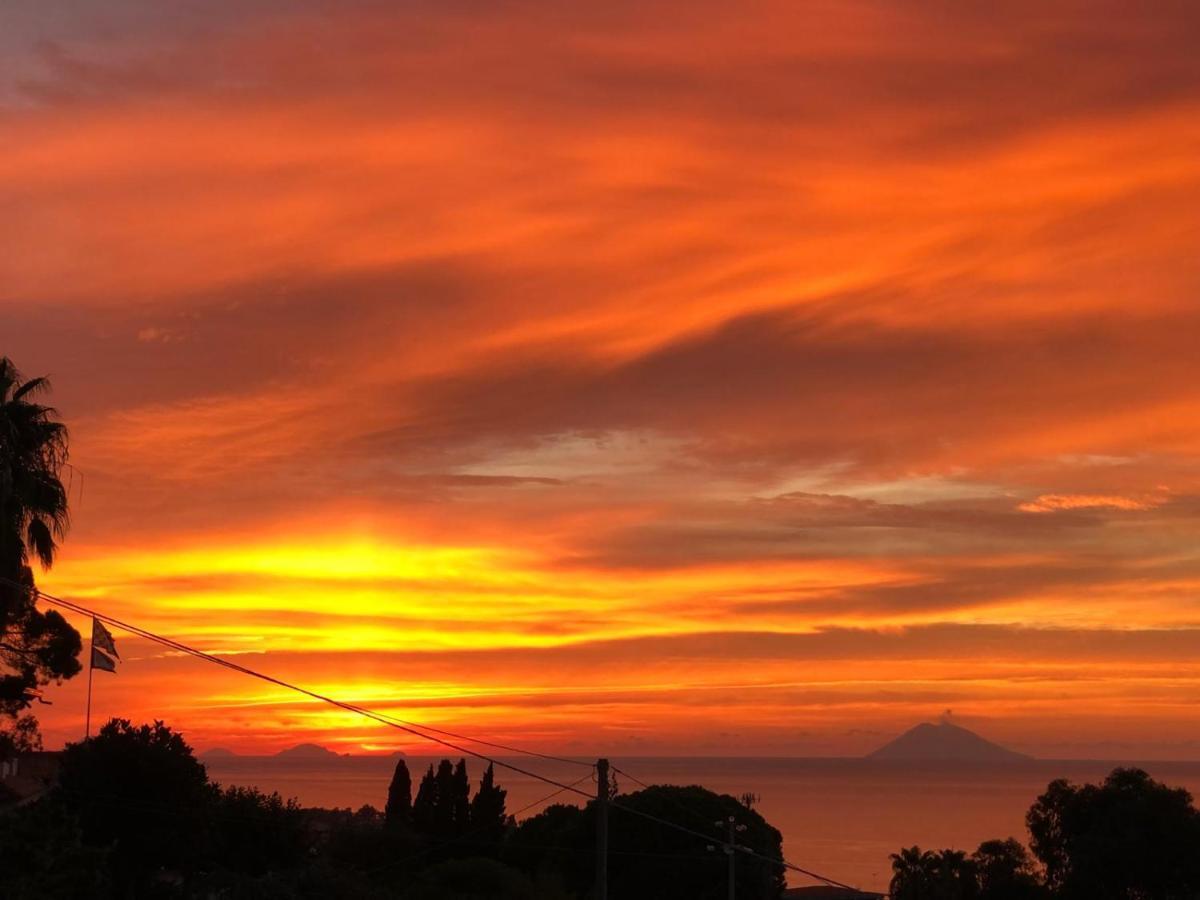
[1017,494,1162,513]
[6,0,1200,756]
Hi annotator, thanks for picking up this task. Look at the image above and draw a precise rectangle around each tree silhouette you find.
[509,784,785,900]
[413,763,438,834]
[452,758,471,833]
[1027,768,1200,900]
[12,726,799,897]
[433,758,458,838]
[890,846,936,900]
[415,758,472,839]
[931,849,978,900]
[0,358,81,746]
[973,838,1044,900]
[471,762,508,846]
[889,847,981,900]
[385,757,412,829]
[0,790,108,898]
[57,719,211,893]
[889,768,1200,900]
[209,785,307,876]
[0,712,41,758]
[411,757,504,851]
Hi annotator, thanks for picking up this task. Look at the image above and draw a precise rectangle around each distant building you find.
[0,750,62,805]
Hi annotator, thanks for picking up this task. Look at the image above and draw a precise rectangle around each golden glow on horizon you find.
[7,0,1200,757]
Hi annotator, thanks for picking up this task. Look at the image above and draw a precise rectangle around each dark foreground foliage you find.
[506,784,785,899]
[889,768,1200,900]
[0,718,786,899]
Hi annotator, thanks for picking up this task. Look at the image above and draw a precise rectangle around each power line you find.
[359,715,590,769]
[512,772,596,819]
[612,760,863,891]
[37,580,586,766]
[611,763,861,890]
[20,578,862,893]
[610,798,860,892]
[13,580,598,805]
[612,764,724,833]
[366,771,597,876]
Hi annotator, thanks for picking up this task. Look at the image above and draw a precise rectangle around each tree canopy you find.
[509,783,786,900]
[1027,768,1200,900]
[890,768,1200,900]
[57,719,214,891]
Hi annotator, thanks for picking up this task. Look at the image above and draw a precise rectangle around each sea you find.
[203,756,1200,893]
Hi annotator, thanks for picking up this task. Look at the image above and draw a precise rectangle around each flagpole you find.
[84,618,119,740]
[85,633,94,740]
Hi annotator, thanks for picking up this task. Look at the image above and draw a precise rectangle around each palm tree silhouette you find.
[890,846,933,899]
[0,357,81,741]
[1,359,70,570]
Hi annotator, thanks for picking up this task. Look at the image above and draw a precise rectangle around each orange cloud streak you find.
[5,0,1200,756]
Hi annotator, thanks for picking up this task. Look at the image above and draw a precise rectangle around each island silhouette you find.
[867,721,1031,762]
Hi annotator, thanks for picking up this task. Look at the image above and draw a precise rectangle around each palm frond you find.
[11,376,51,402]
[26,519,57,570]
[0,357,71,573]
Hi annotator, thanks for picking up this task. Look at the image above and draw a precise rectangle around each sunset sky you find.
[5,0,1200,758]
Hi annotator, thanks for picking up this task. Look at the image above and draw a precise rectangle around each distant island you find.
[199,747,238,759]
[200,744,405,759]
[867,721,1032,762]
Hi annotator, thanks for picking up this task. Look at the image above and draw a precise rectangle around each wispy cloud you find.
[1018,493,1163,513]
[7,0,1200,754]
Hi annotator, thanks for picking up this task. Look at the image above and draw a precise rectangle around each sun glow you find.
[8,0,1200,758]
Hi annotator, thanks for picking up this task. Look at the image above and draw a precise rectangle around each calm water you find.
[204,756,1200,893]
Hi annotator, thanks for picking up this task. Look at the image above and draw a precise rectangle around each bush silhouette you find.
[58,718,210,891]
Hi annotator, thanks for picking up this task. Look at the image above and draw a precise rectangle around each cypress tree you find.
[470,762,508,846]
[452,758,471,834]
[412,764,437,834]
[432,759,457,838]
[384,758,412,829]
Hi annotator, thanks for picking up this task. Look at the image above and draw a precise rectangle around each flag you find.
[92,618,119,659]
[91,647,117,673]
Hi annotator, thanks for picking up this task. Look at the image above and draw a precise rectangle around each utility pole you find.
[595,757,609,900]
[727,817,736,900]
[712,814,747,900]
